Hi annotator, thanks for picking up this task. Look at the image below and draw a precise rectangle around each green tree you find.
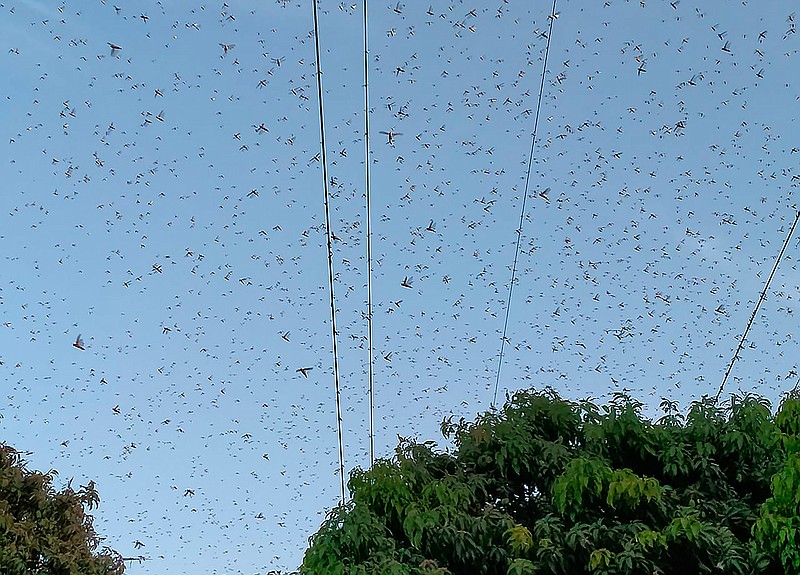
[0,443,125,575]
[302,388,800,574]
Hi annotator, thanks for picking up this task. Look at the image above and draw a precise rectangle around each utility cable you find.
[311,0,346,505]
[715,210,800,402]
[362,0,376,468]
[493,0,558,408]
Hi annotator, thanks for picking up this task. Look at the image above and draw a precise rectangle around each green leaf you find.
[507,558,536,575]
[589,548,613,571]
[505,525,533,554]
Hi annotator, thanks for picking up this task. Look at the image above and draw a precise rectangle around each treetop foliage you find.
[302,388,800,574]
[0,443,124,575]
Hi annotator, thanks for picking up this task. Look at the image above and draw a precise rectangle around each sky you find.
[1,0,800,573]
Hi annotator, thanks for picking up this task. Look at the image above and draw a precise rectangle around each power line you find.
[362,0,375,468]
[311,0,346,505]
[715,210,800,402]
[492,0,558,408]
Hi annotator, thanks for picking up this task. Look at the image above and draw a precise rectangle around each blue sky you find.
[1,0,800,573]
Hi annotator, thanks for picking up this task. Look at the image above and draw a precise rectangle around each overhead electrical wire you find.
[492,0,558,408]
[715,210,800,402]
[362,0,376,468]
[311,0,346,505]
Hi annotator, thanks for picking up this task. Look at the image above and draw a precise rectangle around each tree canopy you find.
[0,443,125,575]
[301,389,800,574]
